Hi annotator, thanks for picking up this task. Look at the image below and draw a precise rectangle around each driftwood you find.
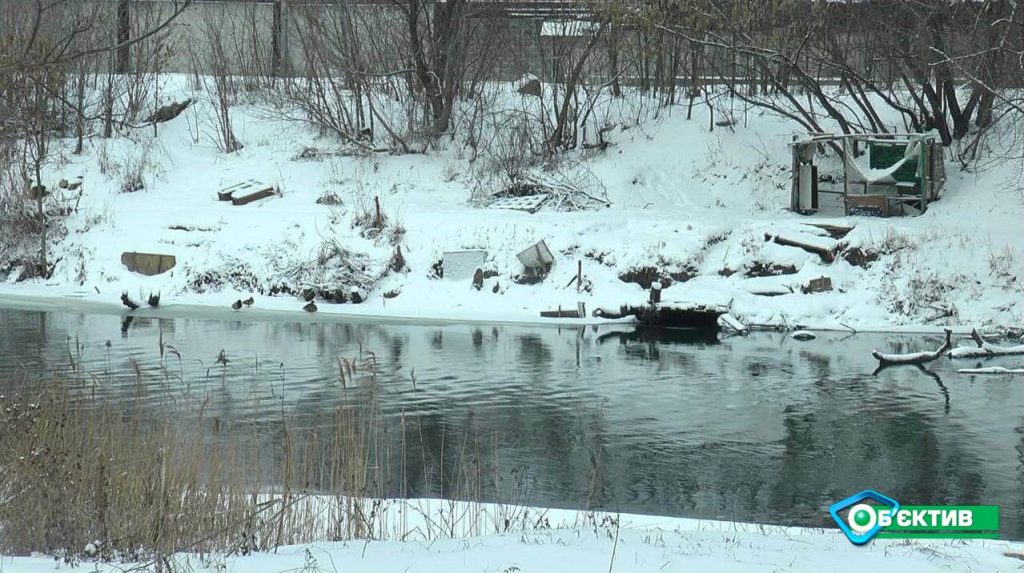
[872,329,952,367]
[948,329,1024,359]
[958,367,1024,375]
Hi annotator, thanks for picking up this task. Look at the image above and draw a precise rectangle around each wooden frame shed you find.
[790,132,946,217]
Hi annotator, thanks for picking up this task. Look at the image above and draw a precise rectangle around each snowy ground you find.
[6,501,1024,573]
[0,76,1022,332]
[2,502,1023,573]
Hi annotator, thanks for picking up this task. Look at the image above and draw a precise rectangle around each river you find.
[0,305,1021,538]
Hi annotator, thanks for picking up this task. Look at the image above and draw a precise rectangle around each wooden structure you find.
[593,302,728,330]
[790,133,945,217]
[218,180,276,206]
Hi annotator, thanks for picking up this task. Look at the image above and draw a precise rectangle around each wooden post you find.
[649,281,662,304]
[790,136,800,212]
[576,260,582,292]
[842,138,851,215]
[919,138,928,213]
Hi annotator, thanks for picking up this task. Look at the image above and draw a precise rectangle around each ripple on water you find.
[1,307,1022,539]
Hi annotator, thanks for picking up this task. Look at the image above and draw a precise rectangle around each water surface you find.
[1,306,1021,538]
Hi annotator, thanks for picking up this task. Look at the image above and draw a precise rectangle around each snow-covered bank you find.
[2,501,1022,573]
[2,76,1022,333]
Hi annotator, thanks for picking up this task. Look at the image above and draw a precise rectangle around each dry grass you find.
[0,348,559,565]
[0,388,380,563]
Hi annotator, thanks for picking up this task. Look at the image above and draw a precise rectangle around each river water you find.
[0,305,1021,538]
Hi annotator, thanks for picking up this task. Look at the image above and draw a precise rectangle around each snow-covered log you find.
[872,329,952,366]
[764,232,838,262]
[718,313,747,334]
[957,367,1024,375]
[948,329,1024,359]
[592,306,633,320]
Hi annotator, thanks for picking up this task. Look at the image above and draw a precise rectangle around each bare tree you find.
[396,0,469,137]
[0,0,192,75]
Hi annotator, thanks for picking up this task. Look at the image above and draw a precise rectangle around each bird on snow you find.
[242,296,254,307]
[120,292,139,311]
[231,299,243,311]
[303,301,318,313]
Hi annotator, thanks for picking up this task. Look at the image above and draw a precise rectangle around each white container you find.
[517,240,554,271]
[442,250,487,280]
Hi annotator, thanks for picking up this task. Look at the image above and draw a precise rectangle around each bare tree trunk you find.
[116,0,131,73]
[271,0,284,77]
[550,20,609,150]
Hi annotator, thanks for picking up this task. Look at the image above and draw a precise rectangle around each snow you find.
[1,501,1022,573]
[958,367,1024,374]
[766,229,840,254]
[949,343,1024,359]
[0,75,1022,333]
[718,312,747,333]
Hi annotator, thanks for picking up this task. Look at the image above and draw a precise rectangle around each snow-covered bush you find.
[0,157,42,277]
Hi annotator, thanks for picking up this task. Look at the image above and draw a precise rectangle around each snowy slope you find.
[1,76,1021,331]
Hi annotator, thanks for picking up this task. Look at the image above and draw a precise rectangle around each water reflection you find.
[0,307,1022,538]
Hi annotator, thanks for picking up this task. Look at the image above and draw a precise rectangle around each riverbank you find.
[1,76,1021,333]
[2,501,1023,573]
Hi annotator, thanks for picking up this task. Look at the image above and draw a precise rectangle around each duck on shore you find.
[120,292,139,311]
[303,301,318,313]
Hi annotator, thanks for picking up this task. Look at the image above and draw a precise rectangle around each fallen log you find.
[958,367,1024,375]
[872,329,952,367]
[764,231,838,263]
[803,223,855,239]
[948,329,1024,359]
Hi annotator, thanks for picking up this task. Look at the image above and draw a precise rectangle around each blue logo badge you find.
[829,490,901,545]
